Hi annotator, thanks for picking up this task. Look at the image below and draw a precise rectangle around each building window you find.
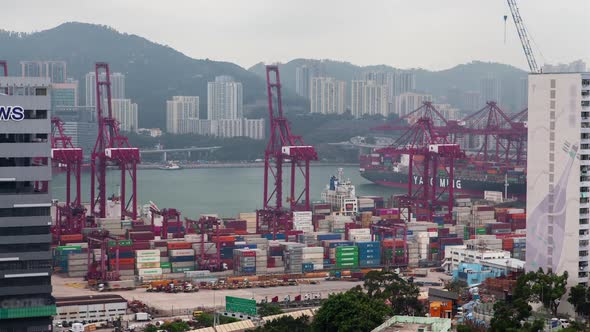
[551,79,556,89]
[550,90,556,99]
[35,88,47,96]
[0,207,50,217]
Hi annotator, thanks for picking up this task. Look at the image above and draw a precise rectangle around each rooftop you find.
[372,316,452,332]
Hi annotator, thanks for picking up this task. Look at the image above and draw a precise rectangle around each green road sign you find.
[226,296,257,316]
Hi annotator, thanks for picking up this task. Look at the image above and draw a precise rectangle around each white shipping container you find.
[136,256,161,263]
[138,268,163,276]
[135,249,161,257]
[169,249,195,257]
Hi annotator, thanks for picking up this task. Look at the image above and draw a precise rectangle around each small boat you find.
[159,162,182,170]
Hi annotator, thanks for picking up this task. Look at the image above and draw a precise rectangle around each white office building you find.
[443,245,511,272]
[351,80,388,118]
[110,99,138,132]
[526,73,590,293]
[310,77,346,115]
[166,96,199,134]
[387,71,416,101]
[207,76,243,120]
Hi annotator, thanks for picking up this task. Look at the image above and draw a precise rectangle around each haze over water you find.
[51,165,404,218]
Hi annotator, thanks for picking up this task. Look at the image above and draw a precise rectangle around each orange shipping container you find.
[167,242,192,250]
[502,238,514,250]
[60,234,83,242]
[510,213,526,219]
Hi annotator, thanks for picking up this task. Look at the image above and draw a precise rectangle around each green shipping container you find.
[336,256,358,263]
[431,248,439,253]
[395,249,405,256]
[336,246,358,252]
[108,240,133,247]
[172,266,195,273]
[336,262,358,267]
[56,246,82,251]
[160,262,171,269]
[335,251,359,258]
[476,227,486,235]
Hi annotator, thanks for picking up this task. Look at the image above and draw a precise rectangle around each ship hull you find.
[360,168,526,199]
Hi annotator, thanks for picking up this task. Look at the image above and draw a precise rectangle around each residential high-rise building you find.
[310,77,346,114]
[20,60,67,83]
[394,92,433,117]
[463,91,481,113]
[542,60,588,73]
[295,65,310,99]
[387,71,416,101]
[363,81,388,117]
[51,80,78,111]
[480,76,501,104]
[217,119,243,138]
[362,71,388,85]
[0,76,55,331]
[526,73,590,305]
[111,99,138,132]
[350,80,366,118]
[85,71,126,107]
[242,118,265,140]
[207,76,243,120]
[166,96,199,134]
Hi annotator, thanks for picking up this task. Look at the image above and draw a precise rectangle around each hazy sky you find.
[3,0,589,71]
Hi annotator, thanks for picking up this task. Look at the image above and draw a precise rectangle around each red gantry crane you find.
[257,65,318,238]
[376,117,465,221]
[185,216,223,271]
[51,116,86,243]
[90,63,141,220]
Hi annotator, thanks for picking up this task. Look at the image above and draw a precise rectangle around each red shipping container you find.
[477,206,494,212]
[240,250,256,257]
[427,228,438,233]
[118,263,135,270]
[108,246,133,253]
[132,225,153,232]
[110,258,134,265]
[286,230,303,236]
[438,228,450,236]
[132,241,151,250]
[129,231,155,241]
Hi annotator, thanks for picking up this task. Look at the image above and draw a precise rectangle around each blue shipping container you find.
[169,255,195,263]
[328,241,354,248]
[317,234,342,241]
[356,241,380,248]
[406,230,414,236]
[234,244,257,249]
[359,259,381,266]
[263,233,286,240]
[241,266,256,273]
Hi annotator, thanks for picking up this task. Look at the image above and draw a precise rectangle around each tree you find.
[312,287,392,332]
[568,284,590,319]
[257,303,283,317]
[445,280,468,294]
[490,299,532,332]
[520,269,568,316]
[252,315,311,332]
[144,320,190,332]
[363,270,425,316]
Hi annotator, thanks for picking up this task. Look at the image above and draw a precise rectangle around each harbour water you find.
[51,165,404,218]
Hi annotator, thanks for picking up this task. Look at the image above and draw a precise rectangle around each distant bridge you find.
[140,146,222,161]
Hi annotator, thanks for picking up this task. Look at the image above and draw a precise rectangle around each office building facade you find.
[0,77,55,331]
[207,76,243,120]
[526,73,590,293]
[51,81,78,111]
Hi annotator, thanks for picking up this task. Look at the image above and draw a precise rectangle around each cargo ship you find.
[359,153,526,199]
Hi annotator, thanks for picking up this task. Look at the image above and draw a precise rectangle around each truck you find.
[135,312,152,321]
[97,279,136,291]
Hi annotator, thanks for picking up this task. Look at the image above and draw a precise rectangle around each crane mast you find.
[506,0,540,73]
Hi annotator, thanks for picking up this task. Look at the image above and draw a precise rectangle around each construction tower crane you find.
[506,0,540,73]
[90,63,141,220]
[257,65,318,238]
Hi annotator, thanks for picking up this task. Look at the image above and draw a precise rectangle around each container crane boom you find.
[506,0,540,73]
